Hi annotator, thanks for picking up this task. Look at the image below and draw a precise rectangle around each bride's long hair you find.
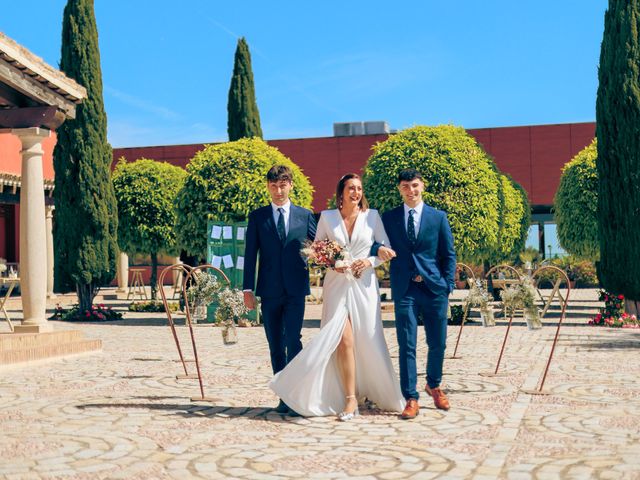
[336,173,369,211]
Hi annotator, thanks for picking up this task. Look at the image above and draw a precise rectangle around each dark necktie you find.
[277,207,286,244]
[407,209,416,246]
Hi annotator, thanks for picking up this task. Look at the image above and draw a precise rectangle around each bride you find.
[269,173,405,420]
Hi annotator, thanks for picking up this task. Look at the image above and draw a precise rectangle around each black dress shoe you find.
[275,400,289,414]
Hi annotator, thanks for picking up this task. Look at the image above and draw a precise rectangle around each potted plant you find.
[553,255,579,288]
[186,271,221,323]
[455,267,469,290]
[448,304,465,325]
[519,247,541,274]
[376,263,391,289]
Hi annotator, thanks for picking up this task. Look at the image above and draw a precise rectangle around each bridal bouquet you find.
[301,239,360,279]
[301,239,346,269]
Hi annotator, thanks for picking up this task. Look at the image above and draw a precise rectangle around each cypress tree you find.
[596,0,640,314]
[53,0,118,314]
[227,37,263,141]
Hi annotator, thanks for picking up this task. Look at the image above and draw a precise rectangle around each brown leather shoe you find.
[425,385,450,410]
[401,398,420,419]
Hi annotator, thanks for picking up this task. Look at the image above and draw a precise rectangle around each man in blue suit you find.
[243,165,317,414]
[380,169,456,419]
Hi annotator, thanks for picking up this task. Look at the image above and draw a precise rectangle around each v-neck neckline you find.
[339,209,362,244]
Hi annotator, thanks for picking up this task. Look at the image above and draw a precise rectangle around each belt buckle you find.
[412,275,423,283]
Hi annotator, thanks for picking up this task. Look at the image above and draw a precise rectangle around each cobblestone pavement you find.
[1,288,639,479]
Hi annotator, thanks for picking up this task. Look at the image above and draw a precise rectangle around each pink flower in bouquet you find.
[301,239,345,268]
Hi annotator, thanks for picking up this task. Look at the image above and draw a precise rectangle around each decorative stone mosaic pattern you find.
[0,288,638,479]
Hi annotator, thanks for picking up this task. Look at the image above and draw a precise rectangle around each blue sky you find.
[2,1,607,147]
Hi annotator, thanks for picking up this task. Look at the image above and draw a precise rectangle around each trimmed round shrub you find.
[113,158,186,299]
[113,158,186,256]
[363,125,504,264]
[554,139,598,260]
[175,138,314,257]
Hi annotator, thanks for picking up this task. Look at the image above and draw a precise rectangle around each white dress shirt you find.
[272,200,291,236]
[403,201,424,236]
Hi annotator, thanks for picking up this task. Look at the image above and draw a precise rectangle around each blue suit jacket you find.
[242,204,317,299]
[381,205,456,300]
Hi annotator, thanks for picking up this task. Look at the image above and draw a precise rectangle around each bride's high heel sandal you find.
[338,395,359,422]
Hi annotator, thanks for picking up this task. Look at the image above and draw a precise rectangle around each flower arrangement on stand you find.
[186,271,221,323]
[465,280,495,327]
[589,290,639,328]
[215,287,250,344]
[0,258,7,275]
[500,278,541,329]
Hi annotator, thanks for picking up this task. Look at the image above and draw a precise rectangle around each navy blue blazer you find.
[381,205,456,299]
[242,204,317,299]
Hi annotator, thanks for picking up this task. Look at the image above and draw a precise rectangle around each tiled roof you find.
[0,172,54,193]
[0,31,86,104]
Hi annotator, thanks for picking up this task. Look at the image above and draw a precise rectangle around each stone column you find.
[116,252,129,293]
[14,127,52,333]
[45,205,56,299]
[172,257,182,286]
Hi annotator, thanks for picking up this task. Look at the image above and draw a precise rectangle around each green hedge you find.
[175,138,314,257]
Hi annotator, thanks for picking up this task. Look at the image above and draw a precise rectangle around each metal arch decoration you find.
[479,265,524,377]
[521,265,571,395]
[448,263,477,359]
[158,263,193,378]
[158,263,231,402]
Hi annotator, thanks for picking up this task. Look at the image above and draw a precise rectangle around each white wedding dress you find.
[269,209,405,416]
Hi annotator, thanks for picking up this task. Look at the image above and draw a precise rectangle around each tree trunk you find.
[625,298,639,317]
[150,251,158,300]
[77,282,97,316]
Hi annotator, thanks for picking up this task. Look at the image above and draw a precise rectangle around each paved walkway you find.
[1,289,639,479]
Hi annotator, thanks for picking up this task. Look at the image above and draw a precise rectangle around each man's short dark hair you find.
[266,165,293,182]
[397,168,423,183]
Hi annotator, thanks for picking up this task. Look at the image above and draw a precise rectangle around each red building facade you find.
[113,122,596,212]
[0,121,596,269]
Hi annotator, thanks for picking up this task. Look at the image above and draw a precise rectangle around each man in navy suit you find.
[380,169,456,419]
[243,165,317,414]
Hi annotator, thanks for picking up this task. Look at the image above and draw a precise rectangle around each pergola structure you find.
[0,31,85,334]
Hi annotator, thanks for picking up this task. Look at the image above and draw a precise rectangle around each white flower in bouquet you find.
[215,287,250,326]
[186,271,220,305]
[500,278,541,328]
[216,287,250,344]
[465,280,490,308]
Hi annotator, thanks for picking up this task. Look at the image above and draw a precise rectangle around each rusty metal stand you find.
[479,313,515,377]
[159,263,193,377]
[179,264,229,403]
[447,303,470,360]
[521,266,571,395]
